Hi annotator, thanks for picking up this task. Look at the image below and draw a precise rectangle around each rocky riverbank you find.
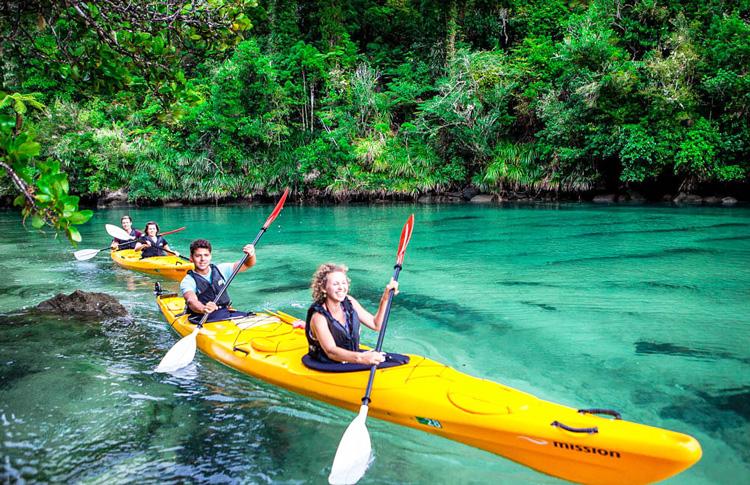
[91,186,744,208]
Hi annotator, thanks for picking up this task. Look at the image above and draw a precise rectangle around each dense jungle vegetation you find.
[1,1,749,240]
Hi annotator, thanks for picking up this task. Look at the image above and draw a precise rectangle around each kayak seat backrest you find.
[301,352,410,373]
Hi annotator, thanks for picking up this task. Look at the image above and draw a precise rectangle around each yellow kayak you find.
[156,292,701,484]
[111,249,194,281]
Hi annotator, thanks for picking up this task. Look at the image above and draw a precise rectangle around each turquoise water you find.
[1,203,749,484]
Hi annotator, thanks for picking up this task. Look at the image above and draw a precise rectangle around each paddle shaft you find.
[194,190,288,328]
[130,240,189,261]
[126,228,190,261]
[196,228,266,326]
[112,226,185,243]
[361,263,402,406]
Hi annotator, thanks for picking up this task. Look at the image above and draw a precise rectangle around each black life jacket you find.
[140,235,167,258]
[114,229,141,248]
[305,297,361,363]
[185,264,232,318]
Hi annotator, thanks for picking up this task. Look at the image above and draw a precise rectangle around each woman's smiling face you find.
[325,271,349,302]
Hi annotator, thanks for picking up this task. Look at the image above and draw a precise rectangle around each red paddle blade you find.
[159,226,186,236]
[396,214,414,266]
[263,188,290,229]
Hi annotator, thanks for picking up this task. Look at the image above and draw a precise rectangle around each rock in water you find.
[35,290,128,318]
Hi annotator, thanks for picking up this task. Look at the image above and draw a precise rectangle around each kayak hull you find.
[111,249,193,281]
[156,294,701,484]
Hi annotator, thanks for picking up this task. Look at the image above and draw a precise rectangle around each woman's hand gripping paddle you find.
[328,214,415,485]
[75,226,187,261]
[155,189,290,373]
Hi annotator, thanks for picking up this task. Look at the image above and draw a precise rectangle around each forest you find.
[1,0,748,241]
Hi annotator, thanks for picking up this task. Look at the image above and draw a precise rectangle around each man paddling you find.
[110,215,142,250]
[180,239,256,323]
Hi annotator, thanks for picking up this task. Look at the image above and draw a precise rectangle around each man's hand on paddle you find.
[202,301,218,314]
[234,244,257,273]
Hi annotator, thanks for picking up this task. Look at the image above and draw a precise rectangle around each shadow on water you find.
[520,301,558,312]
[420,215,482,226]
[634,341,750,365]
[494,280,564,289]
[356,288,512,334]
[575,222,750,238]
[697,235,750,243]
[255,283,309,294]
[659,386,750,463]
[549,247,718,265]
[643,281,699,291]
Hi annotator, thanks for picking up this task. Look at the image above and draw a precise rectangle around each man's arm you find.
[232,244,256,273]
[184,290,217,315]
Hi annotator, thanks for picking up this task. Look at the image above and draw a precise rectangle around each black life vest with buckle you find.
[185,264,232,318]
[305,297,361,363]
[140,235,168,258]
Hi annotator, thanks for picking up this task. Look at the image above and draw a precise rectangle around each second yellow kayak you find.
[111,249,194,281]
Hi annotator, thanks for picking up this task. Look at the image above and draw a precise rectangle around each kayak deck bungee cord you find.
[155,290,701,485]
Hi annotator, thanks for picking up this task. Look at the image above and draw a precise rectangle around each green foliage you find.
[0,93,92,243]
[2,0,748,211]
[474,142,545,192]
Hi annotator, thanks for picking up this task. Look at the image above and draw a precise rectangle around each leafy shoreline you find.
[2,1,749,239]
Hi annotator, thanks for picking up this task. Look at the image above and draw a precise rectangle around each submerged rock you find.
[35,290,128,318]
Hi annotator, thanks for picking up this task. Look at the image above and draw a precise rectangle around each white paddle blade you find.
[155,328,199,373]
[74,248,101,261]
[328,405,373,485]
[105,223,133,241]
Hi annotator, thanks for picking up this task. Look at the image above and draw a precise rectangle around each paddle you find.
[155,188,290,373]
[104,225,190,261]
[74,226,187,261]
[328,214,415,485]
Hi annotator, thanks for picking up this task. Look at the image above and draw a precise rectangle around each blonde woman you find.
[304,263,401,367]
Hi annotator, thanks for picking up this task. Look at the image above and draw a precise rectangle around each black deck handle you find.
[551,421,599,434]
[578,408,622,420]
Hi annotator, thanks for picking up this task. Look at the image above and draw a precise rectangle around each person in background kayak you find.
[180,239,255,323]
[110,215,142,250]
[305,263,398,366]
[135,221,174,258]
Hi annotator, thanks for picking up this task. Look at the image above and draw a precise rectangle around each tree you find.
[0,92,92,243]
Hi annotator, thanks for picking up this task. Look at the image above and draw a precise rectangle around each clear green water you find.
[1,203,748,484]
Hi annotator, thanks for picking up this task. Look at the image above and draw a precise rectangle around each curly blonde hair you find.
[311,263,350,303]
